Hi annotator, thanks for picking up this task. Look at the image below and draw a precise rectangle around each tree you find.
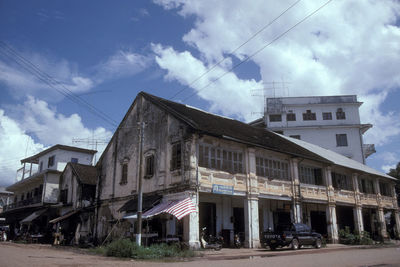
[387,162,400,206]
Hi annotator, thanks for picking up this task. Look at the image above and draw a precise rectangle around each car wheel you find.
[314,238,322,249]
[291,239,299,250]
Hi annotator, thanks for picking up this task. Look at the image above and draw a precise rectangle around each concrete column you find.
[394,211,400,239]
[377,207,388,239]
[244,196,260,248]
[353,205,364,234]
[373,179,381,196]
[289,158,302,223]
[263,199,274,231]
[184,193,200,249]
[326,204,339,243]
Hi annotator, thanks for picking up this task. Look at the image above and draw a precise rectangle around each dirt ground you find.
[1,242,400,267]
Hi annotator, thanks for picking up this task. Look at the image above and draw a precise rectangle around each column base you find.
[189,241,201,249]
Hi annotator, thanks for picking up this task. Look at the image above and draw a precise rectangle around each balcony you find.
[3,196,42,211]
[300,184,328,201]
[363,144,376,158]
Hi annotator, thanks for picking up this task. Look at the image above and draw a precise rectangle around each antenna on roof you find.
[72,134,109,164]
[250,78,291,118]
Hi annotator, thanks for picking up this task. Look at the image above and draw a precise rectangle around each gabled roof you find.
[140,92,330,163]
[279,135,395,180]
[21,144,97,164]
[69,163,97,185]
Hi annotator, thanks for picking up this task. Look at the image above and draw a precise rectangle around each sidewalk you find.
[197,241,400,261]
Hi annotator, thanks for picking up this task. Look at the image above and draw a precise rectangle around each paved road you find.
[0,242,400,267]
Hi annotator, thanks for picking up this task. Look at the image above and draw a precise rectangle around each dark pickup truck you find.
[262,223,322,250]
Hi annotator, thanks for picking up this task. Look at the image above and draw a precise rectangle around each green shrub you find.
[102,239,196,259]
[106,239,137,258]
[338,227,373,245]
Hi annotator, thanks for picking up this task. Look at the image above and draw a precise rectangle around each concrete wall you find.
[44,172,60,203]
[38,150,94,172]
[96,95,195,240]
[267,103,361,127]
[282,127,364,162]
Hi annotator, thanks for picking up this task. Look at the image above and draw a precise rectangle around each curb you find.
[194,243,400,261]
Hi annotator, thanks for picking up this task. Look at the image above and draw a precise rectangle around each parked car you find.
[262,223,322,250]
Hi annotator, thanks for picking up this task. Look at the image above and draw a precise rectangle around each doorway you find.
[199,202,216,236]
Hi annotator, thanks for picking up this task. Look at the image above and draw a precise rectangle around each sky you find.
[0,0,400,187]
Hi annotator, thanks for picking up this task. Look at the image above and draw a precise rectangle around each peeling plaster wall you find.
[96,96,196,241]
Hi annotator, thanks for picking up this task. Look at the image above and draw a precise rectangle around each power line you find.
[182,0,334,102]
[170,0,302,100]
[0,42,118,127]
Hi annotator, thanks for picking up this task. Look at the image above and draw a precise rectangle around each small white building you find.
[2,145,96,241]
[250,95,375,164]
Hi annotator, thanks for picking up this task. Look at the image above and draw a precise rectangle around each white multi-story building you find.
[250,95,375,164]
[2,145,96,240]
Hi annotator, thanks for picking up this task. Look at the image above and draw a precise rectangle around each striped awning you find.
[142,197,197,220]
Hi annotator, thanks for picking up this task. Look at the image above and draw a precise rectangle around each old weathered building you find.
[50,162,97,245]
[95,92,400,248]
[2,145,96,242]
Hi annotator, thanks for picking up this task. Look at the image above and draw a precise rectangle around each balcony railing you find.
[3,196,42,211]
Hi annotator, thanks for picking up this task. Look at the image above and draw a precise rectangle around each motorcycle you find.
[233,233,243,248]
[200,227,223,251]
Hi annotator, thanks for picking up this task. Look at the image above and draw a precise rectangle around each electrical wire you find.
[0,41,118,127]
[170,0,302,100]
[182,0,334,102]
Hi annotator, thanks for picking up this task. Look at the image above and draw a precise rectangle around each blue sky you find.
[1,0,400,186]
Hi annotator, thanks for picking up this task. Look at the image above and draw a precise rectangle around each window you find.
[269,114,282,122]
[198,144,244,174]
[332,172,353,190]
[71,158,78,163]
[359,178,374,194]
[39,161,43,172]
[171,142,182,171]
[286,113,296,121]
[256,157,289,181]
[303,110,316,121]
[336,108,346,120]
[323,112,332,120]
[336,134,348,147]
[120,163,128,185]
[48,155,55,168]
[145,155,154,178]
[299,165,323,185]
[379,182,392,197]
[289,135,301,140]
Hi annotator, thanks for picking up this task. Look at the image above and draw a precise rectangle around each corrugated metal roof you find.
[140,92,331,164]
[279,134,395,180]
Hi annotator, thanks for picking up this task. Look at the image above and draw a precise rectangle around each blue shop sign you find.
[212,184,234,195]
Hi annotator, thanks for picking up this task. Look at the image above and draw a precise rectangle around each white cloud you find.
[0,52,94,101]
[94,50,152,82]
[153,0,400,146]
[382,164,396,173]
[0,49,151,102]
[0,97,113,186]
[0,110,44,186]
[152,44,263,121]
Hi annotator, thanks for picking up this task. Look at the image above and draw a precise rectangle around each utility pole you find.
[136,121,145,246]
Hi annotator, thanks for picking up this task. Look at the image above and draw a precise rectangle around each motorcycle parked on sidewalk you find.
[200,227,223,251]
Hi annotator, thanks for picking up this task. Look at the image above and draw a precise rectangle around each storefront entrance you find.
[336,206,355,232]
[199,202,216,236]
[310,211,327,236]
